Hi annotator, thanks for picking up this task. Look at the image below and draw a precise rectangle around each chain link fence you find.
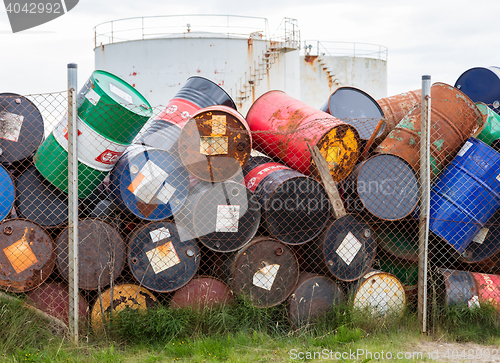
[1,66,499,341]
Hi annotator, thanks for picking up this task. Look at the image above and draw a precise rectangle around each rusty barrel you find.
[170,276,234,310]
[348,270,406,317]
[55,218,125,290]
[375,219,419,262]
[320,86,385,146]
[288,272,344,328]
[376,89,421,139]
[178,105,252,182]
[246,90,360,182]
[455,66,500,114]
[109,144,190,221]
[0,93,45,165]
[304,215,376,282]
[222,237,299,308]
[175,179,260,253]
[471,272,500,308]
[341,154,419,221]
[127,220,199,293]
[0,219,54,293]
[243,156,330,245]
[26,282,88,325]
[375,82,483,179]
[431,268,479,307]
[90,283,157,332]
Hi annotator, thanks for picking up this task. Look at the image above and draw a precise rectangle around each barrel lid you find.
[455,67,500,111]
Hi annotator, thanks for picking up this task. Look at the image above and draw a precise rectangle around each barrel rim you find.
[245,89,286,119]
[185,76,237,110]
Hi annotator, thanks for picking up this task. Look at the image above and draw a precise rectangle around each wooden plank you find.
[359,117,385,162]
[307,142,347,219]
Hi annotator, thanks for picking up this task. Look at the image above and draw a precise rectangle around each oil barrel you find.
[471,272,500,308]
[55,218,126,290]
[170,276,234,310]
[455,66,500,114]
[376,253,418,288]
[288,272,345,328]
[246,90,360,182]
[175,179,260,253]
[375,219,419,262]
[243,156,330,245]
[428,138,500,254]
[178,105,251,182]
[15,166,68,228]
[90,283,157,332]
[26,282,88,325]
[109,144,190,221]
[222,237,299,308]
[0,164,15,222]
[474,102,500,148]
[341,154,419,221]
[431,268,478,307]
[376,89,421,140]
[375,83,483,179]
[127,220,200,293]
[0,219,54,293]
[0,93,44,165]
[320,86,385,147]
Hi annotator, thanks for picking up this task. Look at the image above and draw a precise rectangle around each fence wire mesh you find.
[1,73,499,338]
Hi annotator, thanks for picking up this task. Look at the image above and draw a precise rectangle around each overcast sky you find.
[1,0,499,101]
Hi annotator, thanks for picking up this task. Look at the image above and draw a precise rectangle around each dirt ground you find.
[413,340,500,362]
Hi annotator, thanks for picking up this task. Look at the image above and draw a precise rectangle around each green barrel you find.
[77,70,152,144]
[375,220,419,262]
[474,102,500,146]
[377,253,418,287]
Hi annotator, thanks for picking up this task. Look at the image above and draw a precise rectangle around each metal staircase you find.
[317,53,340,86]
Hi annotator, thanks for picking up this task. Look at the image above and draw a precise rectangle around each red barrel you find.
[471,272,500,308]
[170,276,234,310]
[246,91,360,182]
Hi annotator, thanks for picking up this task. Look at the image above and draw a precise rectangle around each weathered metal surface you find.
[455,66,500,114]
[55,218,125,290]
[0,93,44,164]
[428,138,500,254]
[243,156,330,245]
[288,272,344,328]
[375,219,419,262]
[436,268,478,307]
[26,282,88,325]
[376,89,421,139]
[223,237,299,308]
[305,215,376,282]
[246,90,360,182]
[375,83,483,179]
[471,272,500,308]
[170,276,234,310]
[90,283,157,332]
[127,220,200,293]
[0,164,15,222]
[178,105,252,182]
[175,180,260,253]
[0,219,55,293]
[341,155,419,221]
[474,102,500,147]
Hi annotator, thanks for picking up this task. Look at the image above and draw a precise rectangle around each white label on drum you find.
[146,241,180,274]
[211,115,227,135]
[336,232,362,266]
[85,89,101,106]
[149,227,171,243]
[253,264,280,291]
[200,136,228,155]
[473,228,489,244]
[155,182,177,204]
[109,83,133,104]
[468,295,480,309]
[127,160,169,204]
[216,205,240,232]
[457,141,473,157]
[0,111,24,142]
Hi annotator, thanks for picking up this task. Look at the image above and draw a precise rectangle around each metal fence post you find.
[418,75,431,333]
[67,63,79,343]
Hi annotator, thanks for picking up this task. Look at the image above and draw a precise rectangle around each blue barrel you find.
[109,144,190,221]
[455,66,500,113]
[429,137,500,254]
[0,164,14,222]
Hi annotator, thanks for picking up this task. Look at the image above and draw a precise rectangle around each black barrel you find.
[55,218,126,290]
[127,220,200,293]
[243,156,330,245]
[0,93,44,165]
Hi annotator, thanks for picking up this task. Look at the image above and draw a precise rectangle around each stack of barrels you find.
[2,65,500,332]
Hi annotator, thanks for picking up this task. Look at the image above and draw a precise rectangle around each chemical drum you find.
[428,138,500,254]
[375,219,419,262]
[246,90,360,182]
[474,102,500,148]
[170,276,234,310]
[376,253,418,288]
[455,66,500,114]
[109,144,190,221]
[127,221,200,293]
[0,219,54,293]
[223,237,299,308]
[471,272,500,308]
[432,268,478,307]
[0,164,15,222]
[55,219,126,290]
[288,272,345,328]
[0,93,44,165]
[376,89,421,140]
[175,179,260,253]
[243,156,330,245]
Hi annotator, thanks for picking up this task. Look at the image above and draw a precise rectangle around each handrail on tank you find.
[302,40,388,61]
[94,15,270,48]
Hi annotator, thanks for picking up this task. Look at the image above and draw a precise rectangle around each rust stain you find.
[304,55,318,65]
